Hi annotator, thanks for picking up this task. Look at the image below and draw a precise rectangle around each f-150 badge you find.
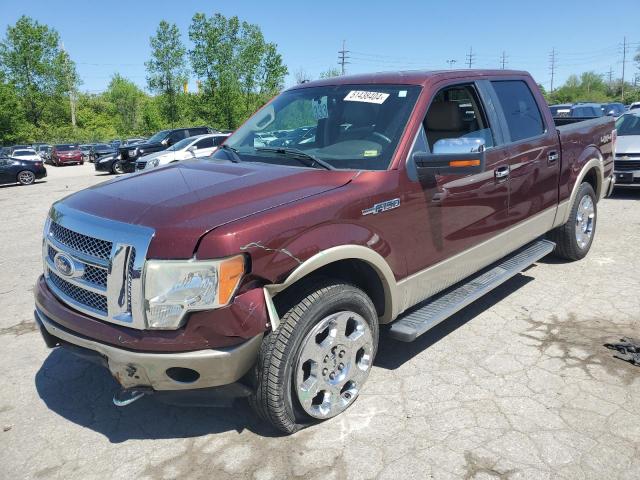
[362,198,400,216]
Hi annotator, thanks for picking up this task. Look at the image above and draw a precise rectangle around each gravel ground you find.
[1,163,639,479]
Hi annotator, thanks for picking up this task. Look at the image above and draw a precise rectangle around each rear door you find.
[489,79,560,226]
[192,136,215,157]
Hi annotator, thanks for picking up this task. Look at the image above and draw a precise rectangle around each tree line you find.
[1,14,640,146]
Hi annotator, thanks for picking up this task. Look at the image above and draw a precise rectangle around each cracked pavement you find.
[1,164,639,479]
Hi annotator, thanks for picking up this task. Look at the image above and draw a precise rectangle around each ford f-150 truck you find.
[34,70,615,433]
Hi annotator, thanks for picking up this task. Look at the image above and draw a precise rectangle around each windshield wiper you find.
[255,147,335,171]
[218,144,242,163]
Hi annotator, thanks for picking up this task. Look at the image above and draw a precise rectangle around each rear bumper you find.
[35,308,262,391]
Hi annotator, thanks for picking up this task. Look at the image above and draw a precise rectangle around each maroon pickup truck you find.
[34,70,615,433]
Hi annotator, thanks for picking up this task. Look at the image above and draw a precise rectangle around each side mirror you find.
[412,138,486,175]
[161,138,169,146]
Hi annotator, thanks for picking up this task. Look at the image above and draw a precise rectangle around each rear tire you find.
[549,182,597,261]
[249,279,379,434]
[17,170,35,185]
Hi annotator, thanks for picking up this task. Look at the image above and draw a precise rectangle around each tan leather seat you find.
[425,102,465,149]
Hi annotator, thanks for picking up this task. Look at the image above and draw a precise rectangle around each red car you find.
[50,144,84,166]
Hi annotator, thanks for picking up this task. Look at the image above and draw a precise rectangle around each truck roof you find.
[289,69,530,90]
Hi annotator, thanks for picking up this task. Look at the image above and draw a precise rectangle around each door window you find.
[168,130,187,144]
[195,137,214,149]
[491,80,545,142]
[423,84,495,152]
[213,136,227,146]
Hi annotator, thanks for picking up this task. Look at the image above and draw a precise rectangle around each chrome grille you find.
[614,160,640,171]
[43,203,154,329]
[136,161,146,170]
[48,269,108,314]
[50,221,112,260]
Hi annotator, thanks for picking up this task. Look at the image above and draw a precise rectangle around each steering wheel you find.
[369,132,392,145]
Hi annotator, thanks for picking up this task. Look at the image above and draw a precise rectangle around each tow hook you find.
[113,389,147,407]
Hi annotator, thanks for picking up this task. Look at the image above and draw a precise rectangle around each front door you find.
[399,82,511,304]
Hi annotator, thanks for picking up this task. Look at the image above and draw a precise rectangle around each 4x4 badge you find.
[362,198,400,216]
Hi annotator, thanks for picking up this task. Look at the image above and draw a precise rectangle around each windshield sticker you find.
[344,90,390,104]
[363,150,379,157]
[362,198,400,216]
[312,96,328,120]
[398,90,407,98]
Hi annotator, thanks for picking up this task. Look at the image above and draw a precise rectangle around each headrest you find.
[426,102,464,131]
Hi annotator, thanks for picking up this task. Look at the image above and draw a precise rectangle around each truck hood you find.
[62,160,357,258]
[615,135,640,154]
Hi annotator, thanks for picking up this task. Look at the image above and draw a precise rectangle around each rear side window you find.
[492,80,545,142]
[188,128,208,136]
[213,136,227,146]
[195,137,214,149]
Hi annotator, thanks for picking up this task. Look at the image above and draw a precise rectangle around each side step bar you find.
[389,239,555,342]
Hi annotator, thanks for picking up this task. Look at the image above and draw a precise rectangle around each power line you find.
[549,48,557,92]
[621,36,628,102]
[500,51,508,70]
[446,59,457,69]
[466,46,475,68]
[338,40,350,75]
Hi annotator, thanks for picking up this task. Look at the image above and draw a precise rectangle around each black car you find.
[89,143,116,162]
[601,103,626,117]
[117,127,213,173]
[0,156,47,185]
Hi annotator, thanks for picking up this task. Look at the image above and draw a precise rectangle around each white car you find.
[11,148,40,162]
[613,112,640,187]
[139,133,230,170]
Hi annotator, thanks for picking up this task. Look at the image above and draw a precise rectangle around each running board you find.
[389,239,555,342]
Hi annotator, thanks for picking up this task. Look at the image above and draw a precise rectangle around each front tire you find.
[111,162,125,175]
[250,279,379,434]
[549,182,597,260]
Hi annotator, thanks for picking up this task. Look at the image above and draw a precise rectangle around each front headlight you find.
[143,255,245,329]
[129,148,138,156]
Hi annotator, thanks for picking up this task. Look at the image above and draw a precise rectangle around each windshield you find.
[223,84,421,170]
[55,145,75,151]
[616,114,640,136]
[13,149,35,156]
[146,130,170,144]
[167,137,196,151]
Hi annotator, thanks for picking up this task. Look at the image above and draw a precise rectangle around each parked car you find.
[10,148,40,161]
[79,144,93,162]
[50,144,84,166]
[549,103,573,117]
[93,153,121,174]
[10,145,30,154]
[629,102,640,111]
[117,127,213,173]
[601,103,626,117]
[89,143,116,162]
[35,144,52,159]
[139,133,230,170]
[612,112,640,186]
[569,103,604,118]
[34,70,614,433]
[0,155,47,185]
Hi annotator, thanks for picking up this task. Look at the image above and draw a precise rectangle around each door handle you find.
[495,166,510,180]
[548,151,559,165]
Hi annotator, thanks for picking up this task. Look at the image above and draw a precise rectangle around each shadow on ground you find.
[35,273,534,442]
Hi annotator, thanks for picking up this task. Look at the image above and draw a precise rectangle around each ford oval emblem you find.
[53,252,75,277]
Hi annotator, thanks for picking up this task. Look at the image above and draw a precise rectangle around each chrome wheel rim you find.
[18,171,35,184]
[575,194,595,249]
[113,163,124,174]
[295,311,373,419]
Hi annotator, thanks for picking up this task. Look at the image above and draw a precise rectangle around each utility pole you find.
[446,59,457,69]
[466,46,475,69]
[607,66,614,88]
[500,51,508,70]
[549,48,557,92]
[621,36,628,102]
[60,42,76,130]
[338,40,350,75]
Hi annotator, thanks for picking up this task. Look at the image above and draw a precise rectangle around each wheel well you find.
[276,259,387,319]
[582,167,600,198]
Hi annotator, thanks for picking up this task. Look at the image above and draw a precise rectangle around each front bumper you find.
[35,308,262,391]
[613,169,640,186]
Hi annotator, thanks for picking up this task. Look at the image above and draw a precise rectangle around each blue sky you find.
[1,0,639,93]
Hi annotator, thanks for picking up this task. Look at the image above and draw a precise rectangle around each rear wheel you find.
[17,170,35,185]
[250,279,378,434]
[549,182,597,260]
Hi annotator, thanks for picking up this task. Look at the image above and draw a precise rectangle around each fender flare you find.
[556,157,604,227]
[263,245,399,325]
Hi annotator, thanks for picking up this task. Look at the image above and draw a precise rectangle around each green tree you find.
[188,12,287,129]
[145,20,188,126]
[0,81,27,144]
[0,16,78,128]
[320,68,341,79]
[104,74,145,135]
